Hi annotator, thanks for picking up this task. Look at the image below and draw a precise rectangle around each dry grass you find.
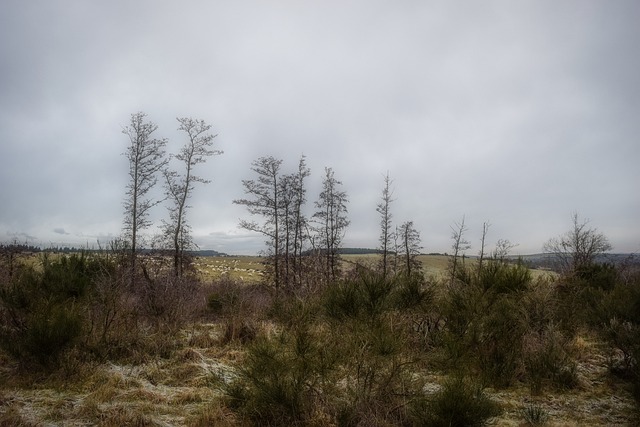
[0,325,635,426]
[193,256,265,282]
[0,256,633,426]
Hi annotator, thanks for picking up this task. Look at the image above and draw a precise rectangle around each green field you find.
[192,253,553,283]
[192,255,266,282]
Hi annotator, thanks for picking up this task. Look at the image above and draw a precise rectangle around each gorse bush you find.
[225,326,337,425]
[520,403,549,426]
[476,260,531,295]
[226,272,427,425]
[393,272,434,311]
[0,253,102,367]
[522,324,578,394]
[410,376,502,427]
[324,269,433,322]
[435,260,579,390]
[0,250,210,368]
[477,295,528,387]
[597,269,640,402]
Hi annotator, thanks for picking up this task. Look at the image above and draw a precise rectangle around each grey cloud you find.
[1,1,638,253]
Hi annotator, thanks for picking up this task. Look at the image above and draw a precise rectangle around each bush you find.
[477,260,531,295]
[324,270,397,322]
[598,270,640,403]
[410,376,502,427]
[0,253,104,368]
[225,326,336,425]
[522,324,578,394]
[136,273,201,332]
[207,278,270,345]
[393,273,434,311]
[324,279,363,320]
[520,403,549,426]
[477,295,528,387]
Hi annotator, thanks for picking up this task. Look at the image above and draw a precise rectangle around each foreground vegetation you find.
[0,246,639,425]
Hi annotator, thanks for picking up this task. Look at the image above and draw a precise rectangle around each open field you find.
[193,256,266,282]
[192,253,555,283]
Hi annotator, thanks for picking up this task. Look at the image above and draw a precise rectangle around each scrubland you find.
[0,252,638,426]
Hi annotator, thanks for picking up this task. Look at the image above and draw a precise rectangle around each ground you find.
[0,255,636,426]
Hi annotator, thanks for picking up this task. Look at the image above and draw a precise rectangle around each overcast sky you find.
[1,1,639,256]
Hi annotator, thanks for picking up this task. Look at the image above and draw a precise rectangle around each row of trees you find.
[120,111,614,290]
[234,162,425,290]
[120,113,428,290]
[233,157,349,289]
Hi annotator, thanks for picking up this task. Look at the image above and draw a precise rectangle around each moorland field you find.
[0,250,639,426]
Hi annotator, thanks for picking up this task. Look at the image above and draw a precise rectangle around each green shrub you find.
[324,280,363,320]
[477,260,531,295]
[436,281,483,369]
[0,253,114,368]
[477,296,528,387]
[324,271,398,322]
[360,271,395,318]
[225,327,336,425]
[410,376,502,427]
[520,403,549,426]
[24,304,83,366]
[394,273,434,311]
[597,270,640,404]
[522,324,578,394]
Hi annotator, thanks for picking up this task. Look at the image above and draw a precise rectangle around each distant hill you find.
[192,250,229,257]
[339,248,383,255]
[511,253,639,271]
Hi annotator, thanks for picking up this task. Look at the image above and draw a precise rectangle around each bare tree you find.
[492,238,518,263]
[477,221,490,273]
[313,167,349,283]
[398,221,422,277]
[234,156,284,289]
[543,212,612,274]
[377,172,394,278]
[163,117,221,277]
[122,112,168,285]
[288,156,311,288]
[449,215,471,284]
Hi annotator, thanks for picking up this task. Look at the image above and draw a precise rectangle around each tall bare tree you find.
[234,156,284,288]
[477,221,490,273]
[122,112,168,284]
[285,156,310,288]
[377,172,394,278]
[313,167,349,283]
[449,215,471,284]
[163,117,221,277]
[543,212,612,274]
[398,221,422,277]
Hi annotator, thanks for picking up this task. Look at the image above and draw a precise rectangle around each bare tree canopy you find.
[377,172,394,279]
[234,156,284,287]
[163,117,222,277]
[122,112,168,283]
[543,212,612,274]
[398,220,422,277]
[449,215,471,284]
[313,167,349,283]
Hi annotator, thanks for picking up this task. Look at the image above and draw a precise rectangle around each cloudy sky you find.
[1,1,639,255]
